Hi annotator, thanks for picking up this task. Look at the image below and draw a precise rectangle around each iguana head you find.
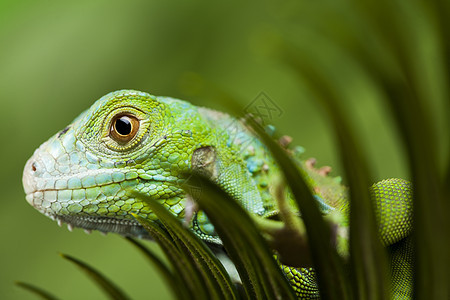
[22,90,214,237]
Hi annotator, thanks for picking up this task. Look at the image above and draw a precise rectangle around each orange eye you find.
[110,114,140,144]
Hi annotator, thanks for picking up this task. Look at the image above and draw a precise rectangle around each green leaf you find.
[244,116,352,300]
[339,1,450,298]
[381,81,449,300]
[60,253,130,300]
[124,237,185,300]
[131,213,202,299]
[130,199,238,300]
[279,41,390,299]
[15,281,59,300]
[182,174,298,300]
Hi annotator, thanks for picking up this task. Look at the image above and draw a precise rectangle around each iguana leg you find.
[371,179,413,246]
[280,179,413,298]
[372,179,413,299]
[281,265,319,299]
[388,236,413,300]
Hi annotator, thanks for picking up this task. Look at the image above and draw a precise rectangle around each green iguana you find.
[22,90,413,299]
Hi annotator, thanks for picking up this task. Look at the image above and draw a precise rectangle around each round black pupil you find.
[115,117,132,135]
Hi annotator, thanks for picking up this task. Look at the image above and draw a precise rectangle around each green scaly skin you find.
[23,90,413,299]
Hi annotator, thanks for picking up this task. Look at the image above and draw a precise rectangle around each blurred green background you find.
[0,0,445,299]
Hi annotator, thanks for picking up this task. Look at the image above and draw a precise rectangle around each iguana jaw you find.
[24,188,150,238]
[56,214,150,238]
[23,154,152,238]
[24,189,150,238]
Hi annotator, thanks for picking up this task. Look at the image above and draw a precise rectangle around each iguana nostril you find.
[23,158,38,195]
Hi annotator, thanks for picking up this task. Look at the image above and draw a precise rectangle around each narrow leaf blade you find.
[60,253,130,300]
[183,174,298,300]
[15,281,59,300]
[131,193,238,300]
[124,237,187,300]
[132,213,204,300]
[280,41,390,299]
[244,116,351,300]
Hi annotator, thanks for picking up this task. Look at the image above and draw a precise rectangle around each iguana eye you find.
[110,114,140,144]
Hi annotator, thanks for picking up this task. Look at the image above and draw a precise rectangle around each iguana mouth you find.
[51,213,151,238]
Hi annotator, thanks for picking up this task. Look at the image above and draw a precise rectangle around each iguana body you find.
[23,90,413,299]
